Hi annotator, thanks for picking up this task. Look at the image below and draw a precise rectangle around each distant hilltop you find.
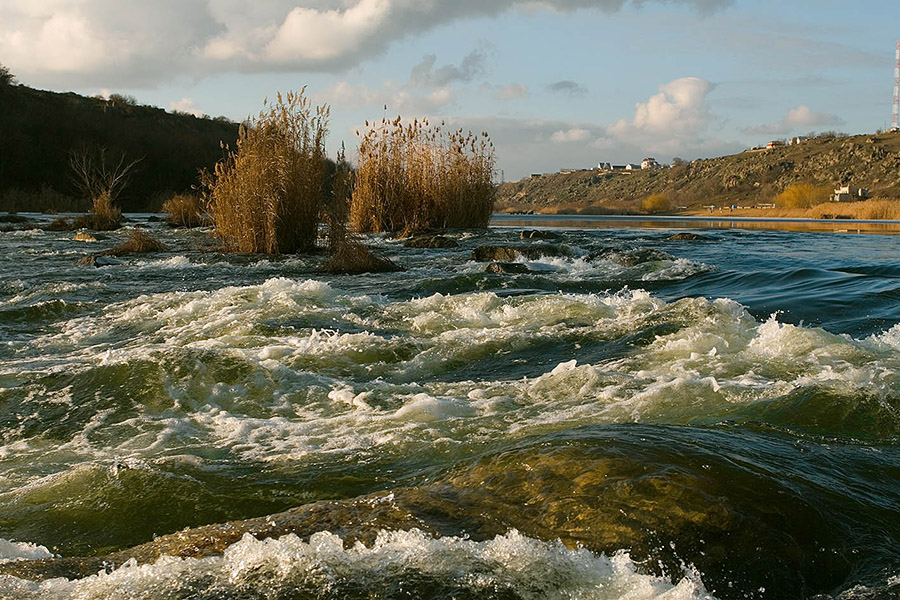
[497,132,900,213]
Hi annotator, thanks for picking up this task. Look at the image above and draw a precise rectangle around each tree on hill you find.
[0,64,15,85]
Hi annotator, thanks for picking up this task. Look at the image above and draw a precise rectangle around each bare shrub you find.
[162,194,205,228]
[69,147,141,230]
[203,90,329,254]
[350,117,495,234]
[776,183,831,209]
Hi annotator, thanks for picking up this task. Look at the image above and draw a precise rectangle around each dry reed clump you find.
[100,228,167,256]
[71,192,122,231]
[203,90,329,254]
[162,194,205,228]
[350,117,496,234]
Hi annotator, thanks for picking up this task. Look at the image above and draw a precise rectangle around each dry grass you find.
[204,90,328,254]
[71,192,122,230]
[806,199,900,220]
[102,228,167,255]
[776,183,831,209]
[162,194,205,228]
[350,117,495,234]
[699,198,900,220]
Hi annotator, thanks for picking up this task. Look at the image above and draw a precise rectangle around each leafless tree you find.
[69,147,143,204]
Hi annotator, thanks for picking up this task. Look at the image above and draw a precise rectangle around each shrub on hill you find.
[642,193,671,213]
[203,90,329,254]
[776,183,831,209]
[350,117,495,234]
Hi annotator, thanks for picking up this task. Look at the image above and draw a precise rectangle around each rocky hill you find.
[496,132,900,212]
[0,81,239,212]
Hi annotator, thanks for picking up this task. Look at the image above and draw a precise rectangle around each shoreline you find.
[490,212,900,234]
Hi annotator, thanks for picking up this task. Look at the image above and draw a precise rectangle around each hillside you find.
[497,132,900,212]
[0,82,239,212]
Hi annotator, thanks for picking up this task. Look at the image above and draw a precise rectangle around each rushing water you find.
[1,214,899,599]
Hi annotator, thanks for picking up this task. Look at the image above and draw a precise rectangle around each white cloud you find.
[0,0,732,86]
[551,128,590,143]
[169,97,205,117]
[610,77,714,138]
[745,104,844,135]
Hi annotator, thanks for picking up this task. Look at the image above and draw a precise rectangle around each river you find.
[0,213,898,599]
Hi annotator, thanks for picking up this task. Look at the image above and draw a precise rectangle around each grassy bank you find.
[685,198,900,220]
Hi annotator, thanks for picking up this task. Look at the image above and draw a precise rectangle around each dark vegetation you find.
[0,75,238,212]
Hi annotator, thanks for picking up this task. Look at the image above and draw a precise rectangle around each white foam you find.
[0,539,53,563]
[3,281,899,480]
[0,530,716,600]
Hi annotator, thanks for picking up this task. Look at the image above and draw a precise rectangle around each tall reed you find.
[204,90,328,254]
[350,117,496,234]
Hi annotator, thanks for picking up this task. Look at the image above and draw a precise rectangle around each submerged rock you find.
[485,261,531,274]
[472,244,567,262]
[588,247,674,266]
[403,235,459,249]
[667,232,711,241]
[0,214,31,224]
[521,229,560,241]
[0,427,854,600]
[76,255,122,267]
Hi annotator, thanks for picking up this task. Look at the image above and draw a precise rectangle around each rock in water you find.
[76,255,122,267]
[485,261,531,274]
[73,232,98,242]
[521,230,560,241]
[667,232,710,241]
[472,245,567,262]
[403,235,459,249]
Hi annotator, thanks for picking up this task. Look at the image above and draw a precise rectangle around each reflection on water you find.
[492,213,900,234]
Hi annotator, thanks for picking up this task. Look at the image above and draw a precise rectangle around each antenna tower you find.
[893,41,900,131]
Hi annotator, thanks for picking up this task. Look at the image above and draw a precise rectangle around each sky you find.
[1,0,898,180]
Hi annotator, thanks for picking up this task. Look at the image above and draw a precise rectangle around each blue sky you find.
[1,0,897,179]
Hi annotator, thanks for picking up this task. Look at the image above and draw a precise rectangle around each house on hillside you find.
[597,162,612,171]
[624,163,642,171]
[833,186,869,202]
[789,136,808,146]
[766,140,785,150]
[641,157,661,169]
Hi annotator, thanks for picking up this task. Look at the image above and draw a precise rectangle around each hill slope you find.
[497,132,900,212]
[0,83,239,211]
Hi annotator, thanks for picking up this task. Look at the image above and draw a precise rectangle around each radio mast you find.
[893,41,900,131]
